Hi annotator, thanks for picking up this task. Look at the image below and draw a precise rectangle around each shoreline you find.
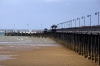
[0,45,97,66]
[0,37,97,66]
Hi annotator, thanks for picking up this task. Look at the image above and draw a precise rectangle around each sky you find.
[0,0,100,30]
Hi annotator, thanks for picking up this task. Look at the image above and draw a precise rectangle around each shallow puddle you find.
[0,55,17,61]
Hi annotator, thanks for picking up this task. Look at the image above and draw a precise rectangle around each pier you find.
[47,25,100,65]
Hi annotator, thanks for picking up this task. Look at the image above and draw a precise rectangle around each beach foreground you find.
[0,37,97,66]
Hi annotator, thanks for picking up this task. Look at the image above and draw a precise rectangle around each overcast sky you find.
[0,0,100,30]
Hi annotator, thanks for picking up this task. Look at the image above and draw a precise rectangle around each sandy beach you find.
[0,37,97,66]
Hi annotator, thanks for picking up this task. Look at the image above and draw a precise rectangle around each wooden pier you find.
[46,25,100,65]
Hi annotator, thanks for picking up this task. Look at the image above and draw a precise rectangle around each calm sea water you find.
[0,32,4,36]
[0,32,61,62]
[0,36,61,46]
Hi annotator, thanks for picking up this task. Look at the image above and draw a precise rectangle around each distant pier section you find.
[4,29,48,38]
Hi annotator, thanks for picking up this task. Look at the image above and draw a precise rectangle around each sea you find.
[0,31,61,62]
[0,31,60,46]
[0,32,4,36]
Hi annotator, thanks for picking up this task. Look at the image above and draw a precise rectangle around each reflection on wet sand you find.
[0,36,97,66]
[0,36,61,61]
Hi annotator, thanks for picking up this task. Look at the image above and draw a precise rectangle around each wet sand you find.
[0,37,97,66]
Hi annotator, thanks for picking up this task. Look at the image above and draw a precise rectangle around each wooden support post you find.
[83,34,85,56]
[91,33,93,61]
[77,34,80,54]
[94,35,96,63]
[78,33,81,55]
[71,33,73,50]
[81,33,83,56]
[75,33,77,52]
[66,33,68,48]
[98,33,100,65]
[80,33,82,55]
[68,33,70,49]
[76,33,78,53]
[72,33,74,51]
[87,34,91,59]
[73,33,76,51]
[65,33,67,48]
[70,33,71,50]
[64,33,66,46]
[63,33,65,45]
[84,34,88,58]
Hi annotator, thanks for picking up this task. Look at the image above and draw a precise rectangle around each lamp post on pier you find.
[63,22,66,28]
[87,15,91,26]
[27,24,29,31]
[70,20,72,28]
[41,24,42,33]
[66,21,69,28]
[62,22,64,28]
[95,12,99,26]
[14,24,15,30]
[77,18,80,27]
[60,23,63,28]
[67,21,71,28]
[81,16,85,26]
[57,24,60,29]
[73,19,76,27]
[57,24,58,29]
